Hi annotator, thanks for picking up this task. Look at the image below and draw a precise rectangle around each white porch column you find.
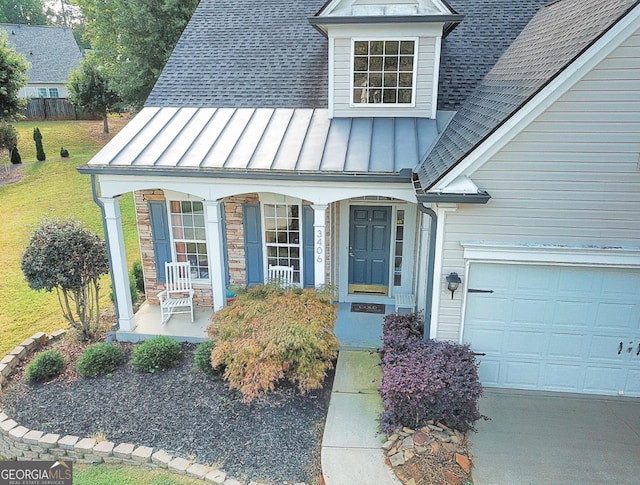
[100,196,134,331]
[311,204,328,287]
[204,200,227,311]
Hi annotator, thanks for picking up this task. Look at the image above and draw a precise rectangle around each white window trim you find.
[259,195,304,286]
[349,37,419,108]
[165,195,210,282]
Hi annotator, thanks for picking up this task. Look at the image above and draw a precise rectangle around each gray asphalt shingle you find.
[0,23,82,84]
[416,0,640,191]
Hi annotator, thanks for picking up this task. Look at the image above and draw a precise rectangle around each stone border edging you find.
[0,330,300,485]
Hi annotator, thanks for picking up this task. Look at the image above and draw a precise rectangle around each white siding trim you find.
[461,241,640,267]
[329,37,335,118]
[430,34,442,119]
[429,204,457,339]
[434,5,640,192]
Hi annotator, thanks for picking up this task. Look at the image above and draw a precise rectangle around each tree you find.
[67,55,120,134]
[21,218,110,341]
[0,0,47,24]
[0,31,29,121]
[33,127,46,161]
[72,0,199,110]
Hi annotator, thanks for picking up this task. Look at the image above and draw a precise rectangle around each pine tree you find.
[33,127,46,161]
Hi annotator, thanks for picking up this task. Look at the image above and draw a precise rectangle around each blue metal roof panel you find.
[294,110,331,170]
[320,118,352,171]
[249,109,295,170]
[369,118,395,172]
[274,109,316,170]
[343,118,373,172]
[394,118,419,171]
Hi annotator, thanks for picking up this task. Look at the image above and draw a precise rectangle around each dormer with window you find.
[309,0,462,118]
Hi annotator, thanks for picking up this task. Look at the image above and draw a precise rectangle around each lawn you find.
[0,117,139,357]
[73,464,205,485]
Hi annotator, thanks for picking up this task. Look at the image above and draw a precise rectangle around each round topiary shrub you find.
[76,342,125,378]
[194,340,223,377]
[132,336,181,373]
[25,349,66,383]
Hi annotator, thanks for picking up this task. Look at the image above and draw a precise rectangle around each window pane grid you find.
[170,201,209,279]
[264,203,301,283]
[353,40,415,105]
[394,210,405,286]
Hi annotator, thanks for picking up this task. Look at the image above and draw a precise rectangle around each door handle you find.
[349,253,354,257]
[637,343,640,356]
[618,341,623,355]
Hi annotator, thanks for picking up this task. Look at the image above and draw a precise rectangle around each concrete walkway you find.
[472,388,640,485]
[321,350,401,485]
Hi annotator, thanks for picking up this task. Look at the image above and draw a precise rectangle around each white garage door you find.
[462,263,640,396]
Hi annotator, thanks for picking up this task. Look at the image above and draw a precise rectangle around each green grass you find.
[73,464,205,485]
[0,118,139,357]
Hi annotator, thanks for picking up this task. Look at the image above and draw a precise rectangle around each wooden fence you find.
[20,98,98,121]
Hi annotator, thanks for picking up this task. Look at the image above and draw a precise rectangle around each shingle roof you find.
[145,0,329,108]
[0,24,82,84]
[145,0,548,110]
[416,0,640,191]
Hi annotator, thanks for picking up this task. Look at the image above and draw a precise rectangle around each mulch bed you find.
[0,340,334,484]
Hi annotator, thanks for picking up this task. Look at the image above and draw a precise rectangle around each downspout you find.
[90,174,119,327]
[417,203,437,341]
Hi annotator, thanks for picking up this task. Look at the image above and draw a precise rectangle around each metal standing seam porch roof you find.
[83,107,439,180]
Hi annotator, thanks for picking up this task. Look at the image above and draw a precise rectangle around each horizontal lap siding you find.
[333,36,435,117]
[437,31,640,340]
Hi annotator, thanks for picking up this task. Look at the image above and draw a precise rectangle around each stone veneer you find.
[0,330,306,485]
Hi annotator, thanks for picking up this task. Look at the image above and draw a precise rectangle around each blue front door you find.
[348,206,391,294]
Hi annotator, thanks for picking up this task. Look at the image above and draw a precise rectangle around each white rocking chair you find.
[267,264,294,288]
[158,261,195,324]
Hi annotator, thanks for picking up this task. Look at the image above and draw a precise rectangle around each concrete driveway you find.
[471,389,640,485]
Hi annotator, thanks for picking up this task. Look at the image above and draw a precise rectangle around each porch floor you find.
[116,302,389,349]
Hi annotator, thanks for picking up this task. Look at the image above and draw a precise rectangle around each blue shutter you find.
[243,203,263,286]
[149,201,172,283]
[302,205,315,288]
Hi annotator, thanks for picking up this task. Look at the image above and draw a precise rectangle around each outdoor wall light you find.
[446,272,462,299]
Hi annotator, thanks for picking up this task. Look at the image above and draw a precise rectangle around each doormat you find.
[351,302,385,314]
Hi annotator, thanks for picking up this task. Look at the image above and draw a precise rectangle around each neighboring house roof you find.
[0,23,82,84]
[85,107,439,181]
[145,0,547,111]
[415,0,640,191]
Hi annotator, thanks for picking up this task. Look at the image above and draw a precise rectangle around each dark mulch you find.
[0,341,334,484]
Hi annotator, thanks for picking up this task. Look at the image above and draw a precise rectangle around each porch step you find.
[394,293,415,313]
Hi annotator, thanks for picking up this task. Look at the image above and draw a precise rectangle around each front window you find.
[264,203,301,284]
[38,88,47,98]
[353,39,416,105]
[170,201,209,279]
[48,88,59,98]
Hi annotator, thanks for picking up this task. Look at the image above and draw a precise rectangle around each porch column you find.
[100,196,134,331]
[204,200,226,311]
[311,204,328,287]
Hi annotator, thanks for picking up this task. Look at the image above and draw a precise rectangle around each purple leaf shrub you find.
[379,312,483,433]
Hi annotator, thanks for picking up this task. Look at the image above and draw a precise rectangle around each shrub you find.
[25,350,66,382]
[60,146,69,158]
[131,260,144,293]
[76,342,125,377]
[10,144,21,164]
[208,285,338,403]
[132,336,181,373]
[379,313,483,433]
[194,340,223,377]
[33,127,46,161]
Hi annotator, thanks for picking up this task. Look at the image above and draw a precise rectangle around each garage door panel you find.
[594,302,636,330]
[511,298,551,324]
[552,300,593,327]
[504,361,541,387]
[505,331,546,358]
[583,365,624,394]
[476,359,500,386]
[463,263,640,397]
[548,333,585,359]
[543,363,583,391]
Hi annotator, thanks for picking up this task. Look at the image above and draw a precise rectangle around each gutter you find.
[417,203,437,341]
[77,166,416,184]
[416,191,491,204]
[308,14,464,26]
[90,174,119,327]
